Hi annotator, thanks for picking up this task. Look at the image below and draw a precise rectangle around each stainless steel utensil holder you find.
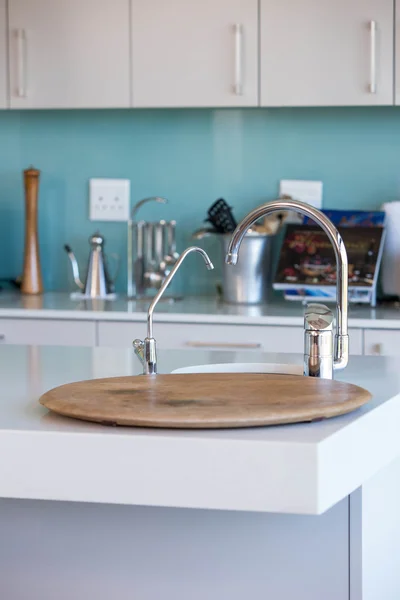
[127,219,179,299]
[221,232,272,304]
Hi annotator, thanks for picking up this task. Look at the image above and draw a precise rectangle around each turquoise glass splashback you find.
[0,107,399,295]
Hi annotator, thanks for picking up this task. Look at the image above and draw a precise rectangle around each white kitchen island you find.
[1,345,400,600]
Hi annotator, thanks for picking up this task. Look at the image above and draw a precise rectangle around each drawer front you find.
[364,329,400,356]
[98,321,363,355]
[98,321,304,352]
[173,325,363,355]
[0,319,96,347]
[156,324,304,352]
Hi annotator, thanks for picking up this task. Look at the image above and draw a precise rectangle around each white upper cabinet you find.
[0,0,6,108]
[8,0,130,109]
[396,0,400,104]
[131,0,258,108]
[260,0,394,107]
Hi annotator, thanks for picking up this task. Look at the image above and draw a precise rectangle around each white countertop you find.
[1,344,399,515]
[1,291,400,328]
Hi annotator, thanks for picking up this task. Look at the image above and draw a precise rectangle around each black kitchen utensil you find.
[206,198,237,234]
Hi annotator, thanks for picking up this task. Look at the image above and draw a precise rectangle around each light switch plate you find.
[279,180,323,223]
[89,178,130,221]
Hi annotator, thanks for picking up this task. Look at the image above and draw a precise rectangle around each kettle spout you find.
[64,244,84,290]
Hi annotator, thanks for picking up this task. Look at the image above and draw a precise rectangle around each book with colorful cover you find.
[273,207,386,305]
[302,209,386,228]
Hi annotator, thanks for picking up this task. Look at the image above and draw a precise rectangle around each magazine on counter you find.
[273,210,386,305]
[302,209,386,228]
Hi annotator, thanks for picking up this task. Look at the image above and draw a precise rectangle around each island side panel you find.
[0,498,349,600]
[350,456,400,600]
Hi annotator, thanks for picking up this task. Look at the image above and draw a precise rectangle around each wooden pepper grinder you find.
[21,167,43,295]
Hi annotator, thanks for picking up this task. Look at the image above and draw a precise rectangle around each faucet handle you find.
[304,303,334,331]
[133,338,157,375]
[304,304,334,379]
[133,339,145,366]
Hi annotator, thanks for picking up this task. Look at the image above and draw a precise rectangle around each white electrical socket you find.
[89,178,130,222]
[279,180,323,223]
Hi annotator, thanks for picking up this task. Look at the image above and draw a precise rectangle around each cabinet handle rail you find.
[185,341,262,349]
[15,28,27,98]
[233,23,243,95]
[369,20,377,94]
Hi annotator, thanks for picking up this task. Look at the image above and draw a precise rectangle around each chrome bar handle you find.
[233,24,243,95]
[369,20,377,94]
[15,28,26,98]
[185,341,262,349]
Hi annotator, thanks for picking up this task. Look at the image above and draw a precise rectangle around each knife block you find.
[21,167,43,295]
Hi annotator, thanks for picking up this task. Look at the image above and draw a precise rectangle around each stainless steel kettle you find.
[64,232,119,298]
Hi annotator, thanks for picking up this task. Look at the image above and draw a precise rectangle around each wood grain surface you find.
[21,166,43,295]
[39,373,372,429]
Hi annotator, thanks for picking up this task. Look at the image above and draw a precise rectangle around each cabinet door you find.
[8,0,130,109]
[364,329,400,356]
[0,318,96,346]
[131,0,258,108]
[396,0,400,104]
[261,0,394,107]
[0,0,6,108]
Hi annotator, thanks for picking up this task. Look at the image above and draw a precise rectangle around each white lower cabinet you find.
[0,318,96,346]
[364,329,400,356]
[99,322,304,352]
[98,321,364,355]
[0,0,6,108]
[0,316,368,354]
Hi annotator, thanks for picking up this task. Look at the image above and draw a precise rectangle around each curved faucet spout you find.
[225,199,348,372]
[133,246,214,375]
[148,246,214,339]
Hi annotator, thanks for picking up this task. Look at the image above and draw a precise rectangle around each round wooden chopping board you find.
[39,373,372,429]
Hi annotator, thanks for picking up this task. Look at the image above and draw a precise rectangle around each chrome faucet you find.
[133,246,214,374]
[225,199,349,379]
